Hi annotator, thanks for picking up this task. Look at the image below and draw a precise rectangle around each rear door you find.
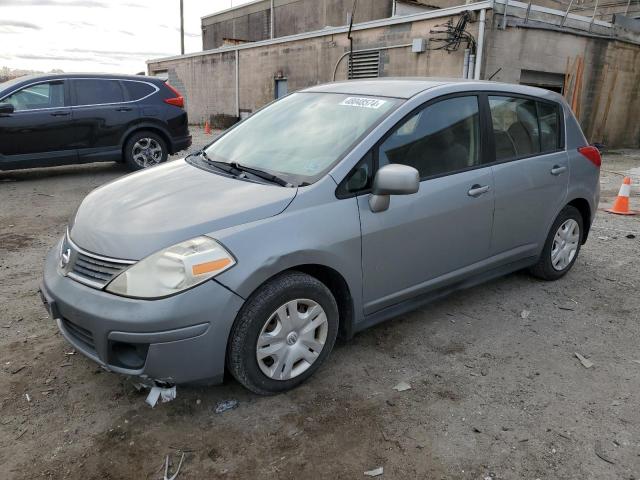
[488,95,568,258]
[70,78,139,162]
[355,94,495,315]
[0,79,76,168]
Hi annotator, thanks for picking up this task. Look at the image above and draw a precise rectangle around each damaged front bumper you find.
[40,246,244,385]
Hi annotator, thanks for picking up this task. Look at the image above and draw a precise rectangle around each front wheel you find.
[124,131,168,170]
[529,205,583,280]
[227,272,339,395]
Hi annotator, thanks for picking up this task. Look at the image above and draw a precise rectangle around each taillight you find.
[578,145,601,168]
[163,82,184,108]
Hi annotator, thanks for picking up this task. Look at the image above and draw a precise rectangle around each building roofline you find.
[150,0,492,64]
[201,0,267,22]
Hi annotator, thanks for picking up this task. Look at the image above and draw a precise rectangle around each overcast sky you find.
[0,0,256,74]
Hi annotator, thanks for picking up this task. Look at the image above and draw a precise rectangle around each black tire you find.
[227,271,339,395]
[529,205,584,280]
[123,130,168,171]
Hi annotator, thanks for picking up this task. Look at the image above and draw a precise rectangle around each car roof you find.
[302,77,564,102]
[1,72,162,91]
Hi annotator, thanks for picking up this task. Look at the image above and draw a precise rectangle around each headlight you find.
[106,236,235,299]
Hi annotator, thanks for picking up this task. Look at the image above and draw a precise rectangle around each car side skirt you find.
[355,255,537,335]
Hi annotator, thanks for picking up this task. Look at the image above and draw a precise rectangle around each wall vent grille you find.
[348,51,381,79]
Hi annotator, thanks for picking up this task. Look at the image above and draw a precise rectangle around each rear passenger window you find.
[74,79,123,106]
[537,101,561,152]
[489,96,540,160]
[123,81,155,101]
[379,96,480,179]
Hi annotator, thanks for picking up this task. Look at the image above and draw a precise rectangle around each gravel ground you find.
[1,129,639,479]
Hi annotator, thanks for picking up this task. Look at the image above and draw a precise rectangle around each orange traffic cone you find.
[606,177,637,215]
[204,120,212,135]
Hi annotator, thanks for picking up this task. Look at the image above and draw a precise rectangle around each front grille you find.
[71,251,128,287]
[62,318,96,352]
[63,234,134,289]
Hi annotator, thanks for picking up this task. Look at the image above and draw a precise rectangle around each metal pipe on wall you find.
[468,54,476,79]
[561,0,574,27]
[462,48,470,78]
[473,8,486,80]
[588,0,599,32]
[235,49,240,118]
[500,0,509,29]
[270,0,275,38]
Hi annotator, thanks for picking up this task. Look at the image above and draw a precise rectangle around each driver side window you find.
[3,81,65,111]
[378,96,480,179]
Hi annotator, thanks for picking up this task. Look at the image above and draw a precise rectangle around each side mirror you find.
[369,164,420,213]
[0,103,15,115]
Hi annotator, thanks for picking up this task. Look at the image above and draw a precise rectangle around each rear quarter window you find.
[123,81,155,101]
[537,101,562,152]
[74,79,123,105]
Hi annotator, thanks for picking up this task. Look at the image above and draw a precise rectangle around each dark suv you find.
[0,73,191,171]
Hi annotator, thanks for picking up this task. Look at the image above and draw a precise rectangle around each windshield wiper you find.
[189,151,292,187]
[228,162,292,187]
[189,150,241,176]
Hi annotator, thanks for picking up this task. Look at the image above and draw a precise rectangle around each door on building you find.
[519,70,565,94]
[275,79,288,99]
[356,95,495,315]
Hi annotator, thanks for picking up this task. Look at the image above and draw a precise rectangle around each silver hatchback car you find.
[41,78,600,395]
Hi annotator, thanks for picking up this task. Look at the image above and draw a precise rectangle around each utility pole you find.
[180,0,185,55]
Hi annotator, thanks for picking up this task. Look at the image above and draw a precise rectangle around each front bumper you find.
[41,246,244,385]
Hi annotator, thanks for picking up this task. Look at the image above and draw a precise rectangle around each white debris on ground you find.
[364,466,384,477]
[145,386,177,407]
[214,399,239,414]
[392,381,411,392]
[575,352,594,369]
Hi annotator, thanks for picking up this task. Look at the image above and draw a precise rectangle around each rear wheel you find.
[227,272,339,395]
[124,131,167,170]
[529,205,583,280]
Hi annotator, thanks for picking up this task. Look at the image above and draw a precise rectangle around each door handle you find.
[551,165,567,176]
[468,184,490,197]
[116,107,132,112]
[50,111,70,117]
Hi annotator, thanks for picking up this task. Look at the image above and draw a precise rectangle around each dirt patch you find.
[1,143,640,479]
[0,233,35,252]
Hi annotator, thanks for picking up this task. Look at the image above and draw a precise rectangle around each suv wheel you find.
[529,205,583,280]
[124,131,168,170]
[227,272,339,395]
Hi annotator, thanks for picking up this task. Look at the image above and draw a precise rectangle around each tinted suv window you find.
[74,79,123,106]
[489,96,540,160]
[123,81,155,101]
[537,101,561,152]
[3,81,64,111]
[379,96,480,178]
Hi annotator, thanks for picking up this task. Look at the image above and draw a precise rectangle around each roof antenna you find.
[347,0,358,80]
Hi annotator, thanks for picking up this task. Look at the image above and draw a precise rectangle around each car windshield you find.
[203,92,401,185]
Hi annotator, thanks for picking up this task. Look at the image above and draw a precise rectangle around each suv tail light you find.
[578,145,601,168]
[163,82,184,108]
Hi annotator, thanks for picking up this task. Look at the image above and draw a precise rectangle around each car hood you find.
[70,159,297,260]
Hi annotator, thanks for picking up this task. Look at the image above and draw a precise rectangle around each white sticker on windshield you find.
[340,97,387,109]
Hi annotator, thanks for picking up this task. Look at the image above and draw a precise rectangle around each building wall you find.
[483,12,640,147]
[202,0,393,50]
[151,13,477,126]
[151,7,640,147]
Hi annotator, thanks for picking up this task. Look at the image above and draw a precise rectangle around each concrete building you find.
[148,0,640,147]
